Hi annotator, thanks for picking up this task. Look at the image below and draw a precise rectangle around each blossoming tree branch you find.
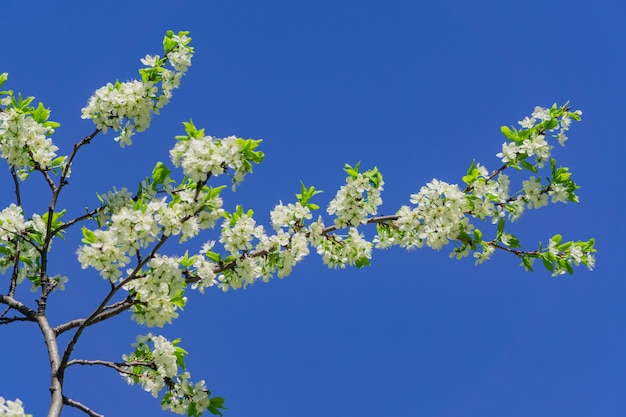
[0,30,595,417]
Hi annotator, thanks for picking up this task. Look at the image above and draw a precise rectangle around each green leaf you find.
[557,241,572,252]
[541,118,559,131]
[541,255,554,271]
[179,250,196,268]
[519,159,537,173]
[355,257,370,268]
[182,119,204,138]
[17,94,35,111]
[343,162,360,179]
[170,291,187,309]
[151,162,171,185]
[496,217,505,239]
[522,255,534,272]
[568,111,582,121]
[500,125,517,140]
[81,227,97,244]
[43,120,60,129]
[0,72,8,88]
[206,251,222,262]
[296,182,323,208]
[32,102,50,123]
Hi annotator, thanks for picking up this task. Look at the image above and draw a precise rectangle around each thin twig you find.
[0,315,36,325]
[54,297,136,335]
[63,397,104,417]
[66,359,153,372]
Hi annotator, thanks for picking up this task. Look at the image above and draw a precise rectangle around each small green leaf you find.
[522,255,534,272]
[355,257,370,268]
[519,159,537,173]
[541,255,554,271]
[32,102,50,123]
[151,162,171,185]
[81,227,97,244]
[500,125,517,140]
[170,291,186,309]
[496,217,505,238]
[206,251,222,262]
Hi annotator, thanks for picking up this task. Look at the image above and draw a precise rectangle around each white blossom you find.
[327,172,383,228]
[0,108,58,169]
[0,397,30,417]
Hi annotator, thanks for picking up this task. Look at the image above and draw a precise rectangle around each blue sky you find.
[1,1,625,416]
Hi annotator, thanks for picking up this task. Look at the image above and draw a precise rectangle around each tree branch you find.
[36,314,64,417]
[53,297,136,335]
[63,397,104,417]
[0,294,38,321]
[66,358,154,373]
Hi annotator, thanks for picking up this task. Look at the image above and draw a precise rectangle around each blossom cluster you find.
[315,227,372,268]
[0,204,47,288]
[80,80,158,146]
[170,121,264,186]
[121,334,222,416]
[327,164,384,228]
[496,105,582,168]
[77,183,224,283]
[376,180,471,251]
[0,107,58,171]
[124,256,187,327]
[81,31,194,146]
[0,397,30,417]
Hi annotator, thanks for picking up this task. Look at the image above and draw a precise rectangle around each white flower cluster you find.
[496,132,551,168]
[206,203,315,290]
[271,231,310,278]
[160,372,212,415]
[270,201,312,231]
[166,33,194,73]
[378,179,470,251]
[81,80,157,147]
[170,135,254,184]
[81,33,193,147]
[124,256,187,327]
[521,176,548,209]
[0,397,29,417]
[122,334,180,397]
[189,253,218,293]
[327,172,384,228]
[315,227,372,269]
[122,334,213,416]
[219,213,266,255]
[468,168,511,221]
[546,236,596,277]
[0,107,58,169]
[0,204,46,286]
[496,106,581,168]
[78,187,223,283]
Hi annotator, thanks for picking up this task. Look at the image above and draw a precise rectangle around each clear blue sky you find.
[1,1,624,416]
